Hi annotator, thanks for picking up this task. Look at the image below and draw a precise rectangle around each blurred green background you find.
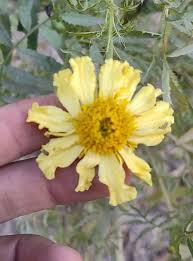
[1,0,193,260]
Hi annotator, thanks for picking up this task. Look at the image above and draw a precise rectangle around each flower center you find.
[74,97,136,154]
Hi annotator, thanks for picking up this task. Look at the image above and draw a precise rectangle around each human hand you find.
[0,94,107,261]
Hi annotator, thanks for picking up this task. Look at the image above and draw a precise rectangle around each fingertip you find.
[49,245,83,261]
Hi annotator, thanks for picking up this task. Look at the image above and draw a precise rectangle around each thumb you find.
[0,234,82,261]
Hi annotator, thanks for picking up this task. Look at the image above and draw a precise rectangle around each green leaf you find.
[0,13,12,63]
[40,23,62,50]
[0,0,8,12]
[166,0,183,8]
[62,12,104,27]
[173,108,193,137]
[18,0,33,32]
[3,66,53,95]
[27,0,40,50]
[18,0,40,50]
[0,24,12,47]
[121,30,161,39]
[168,43,193,57]
[179,243,193,260]
[169,225,183,257]
[187,239,193,258]
[170,72,189,113]
[89,43,104,64]
[170,10,193,36]
[16,48,62,73]
[162,58,172,104]
[153,0,183,8]
[170,71,193,136]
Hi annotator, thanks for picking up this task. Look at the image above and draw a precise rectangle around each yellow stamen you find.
[74,97,136,154]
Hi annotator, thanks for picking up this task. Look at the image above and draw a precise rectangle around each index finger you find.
[0,95,60,166]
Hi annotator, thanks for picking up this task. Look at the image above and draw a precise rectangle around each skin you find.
[0,94,110,261]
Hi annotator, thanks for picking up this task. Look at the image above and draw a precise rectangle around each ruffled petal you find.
[75,151,100,192]
[128,127,171,146]
[27,103,74,133]
[44,131,74,138]
[53,69,80,116]
[133,127,171,136]
[37,144,83,180]
[129,134,164,146]
[130,101,173,146]
[119,147,152,186]
[98,155,137,206]
[99,59,140,99]
[135,101,174,131]
[42,134,79,153]
[70,56,96,104]
[127,84,162,114]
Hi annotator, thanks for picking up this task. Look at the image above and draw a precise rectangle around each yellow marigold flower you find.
[27,57,174,206]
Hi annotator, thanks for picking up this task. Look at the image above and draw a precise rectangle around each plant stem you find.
[162,7,169,56]
[106,0,114,59]
[115,209,125,261]
[106,3,125,259]
[156,171,174,212]
[146,148,174,212]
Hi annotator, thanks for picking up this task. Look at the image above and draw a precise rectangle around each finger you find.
[0,235,82,261]
[0,158,108,223]
[0,94,60,166]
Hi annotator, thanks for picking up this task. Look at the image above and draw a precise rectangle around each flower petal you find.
[135,101,174,131]
[27,103,74,133]
[99,59,140,99]
[75,152,100,192]
[37,144,83,180]
[70,56,96,104]
[129,135,164,146]
[129,127,171,146]
[53,69,80,116]
[133,127,171,136]
[119,147,152,186]
[129,134,164,146]
[98,155,137,206]
[44,131,74,138]
[131,101,174,146]
[42,134,79,153]
[127,84,162,114]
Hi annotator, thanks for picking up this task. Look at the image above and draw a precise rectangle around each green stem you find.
[115,208,125,261]
[146,148,174,212]
[106,0,114,59]
[142,55,155,84]
[105,2,124,259]
[142,7,165,84]
[156,171,174,212]
[162,7,169,57]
